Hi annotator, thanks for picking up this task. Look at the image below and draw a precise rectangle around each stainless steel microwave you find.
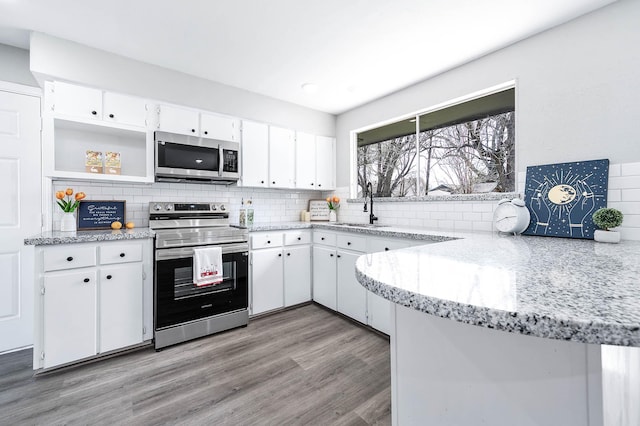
[154,131,240,184]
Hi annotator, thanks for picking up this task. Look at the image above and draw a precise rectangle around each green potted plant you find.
[592,207,623,243]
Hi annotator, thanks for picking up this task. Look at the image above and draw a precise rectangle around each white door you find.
[158,104,199,136]
[241,120,269,187]
[0,88,41,353]
[295,132,316,190]
[268,126,295,188]
[312,246,337,310]
[103,92,148,128]
[43,270,97,368]
[336,250,368,324]
[251,248,284,315]
[200,113,240,141]
[99,263,143,353]
[52,81,102,121]
[315,135,335,190]
[284,245,311,306]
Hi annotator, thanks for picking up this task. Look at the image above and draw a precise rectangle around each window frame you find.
[350,80,517,199]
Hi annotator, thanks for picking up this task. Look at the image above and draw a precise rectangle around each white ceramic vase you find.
[60,212,77,232]
[329,210,337,223]
[594,229,620,243]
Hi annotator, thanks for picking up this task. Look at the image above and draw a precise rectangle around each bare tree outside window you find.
[357,110,515,197]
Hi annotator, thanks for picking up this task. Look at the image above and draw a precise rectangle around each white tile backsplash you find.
[51,180,319,229]
[51,161,640,240]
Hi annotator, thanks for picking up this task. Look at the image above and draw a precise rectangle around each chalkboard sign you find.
[308,199,330,221]
[77,200,126,230]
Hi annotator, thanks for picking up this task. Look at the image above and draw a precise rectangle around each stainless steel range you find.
[149,201,249,349]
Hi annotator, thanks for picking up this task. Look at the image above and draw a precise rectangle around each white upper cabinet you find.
[315,135,335,190]
[295,132,317,190]
[52,82,103,121]
[295,132,335,190]
[200,113,240,142]
[157,104,200,136]
[158,105,240,142]
[241,120,270,188]
[269,126,296,188]
[51,81,149,128]
[102,92,149,128]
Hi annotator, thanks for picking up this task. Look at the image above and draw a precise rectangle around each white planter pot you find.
[60,212,77,232]
[329,210,337,223]
[594,229,620,243]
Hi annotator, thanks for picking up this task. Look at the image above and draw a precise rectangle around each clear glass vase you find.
[60,212,77,232]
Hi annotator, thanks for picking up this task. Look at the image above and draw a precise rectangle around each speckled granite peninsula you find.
[356,233,640,346]
[354,231,640,425]
[24,228,154,245]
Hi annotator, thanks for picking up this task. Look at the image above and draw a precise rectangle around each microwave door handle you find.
[218,144,223,177]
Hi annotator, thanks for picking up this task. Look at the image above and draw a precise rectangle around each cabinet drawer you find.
[100,242,143,265]
[337,234,366,252]
[313,231,336,246]
[367,237,409,253]
[251,233,283,249]
[284,230,311,246]
[43,245,97,272]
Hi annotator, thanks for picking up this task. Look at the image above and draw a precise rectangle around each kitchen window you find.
[356,86,515,198]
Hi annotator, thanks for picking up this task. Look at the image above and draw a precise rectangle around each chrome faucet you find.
[364,182,378,225]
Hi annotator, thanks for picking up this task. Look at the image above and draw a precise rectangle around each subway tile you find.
[608,202,640,215]
[621,162,640,176]
[621,189,640,202]
[462,212,482,222]
[608,163,621,177]
[608,176,640,190]
[454,221,473,231]
[607,189,621,202]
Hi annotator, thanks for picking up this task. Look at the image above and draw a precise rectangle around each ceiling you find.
[0,0,616,114]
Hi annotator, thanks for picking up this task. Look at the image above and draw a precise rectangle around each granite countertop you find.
[237,221,460,242]
[355,233,640,347]
[24,228,154,246]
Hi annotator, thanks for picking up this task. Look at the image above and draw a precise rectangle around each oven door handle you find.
[156,243,248,260]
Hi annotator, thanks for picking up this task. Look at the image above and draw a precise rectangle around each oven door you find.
[155,244,248,329]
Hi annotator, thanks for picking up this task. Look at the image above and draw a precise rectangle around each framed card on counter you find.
[77,200,126,230]
[308,199,330,221]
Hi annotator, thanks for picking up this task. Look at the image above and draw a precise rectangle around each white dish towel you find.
[193,247,224,287]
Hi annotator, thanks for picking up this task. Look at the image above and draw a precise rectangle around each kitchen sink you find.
[331,222,387,228]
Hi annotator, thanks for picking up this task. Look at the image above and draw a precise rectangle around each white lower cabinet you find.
[311,230,428,334]
[312,245,337,310]
[251,247,285,315]
[43,270,98,369]
[336,249,367,324]
[35,239,152,370]
[251,230,311,315]
[284,245,312,306]
[99,263,143,353]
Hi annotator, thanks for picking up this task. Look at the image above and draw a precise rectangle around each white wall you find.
[0,44,38,87]
[29,33,335,137]
[336,0,640,185]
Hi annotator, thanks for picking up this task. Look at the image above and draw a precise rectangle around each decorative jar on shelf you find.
[329,210,337,223]
[60,212,77,232]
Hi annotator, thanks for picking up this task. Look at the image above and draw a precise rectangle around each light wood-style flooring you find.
[0,304,391,425]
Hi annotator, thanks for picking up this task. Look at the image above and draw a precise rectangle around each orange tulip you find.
[326,197,331,203]
[65,188,73,196]
[75,192,86,201]
[55,191,65,200]
[333,196,340,203]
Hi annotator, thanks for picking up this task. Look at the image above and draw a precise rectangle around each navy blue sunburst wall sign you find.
[523,159,609,239]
